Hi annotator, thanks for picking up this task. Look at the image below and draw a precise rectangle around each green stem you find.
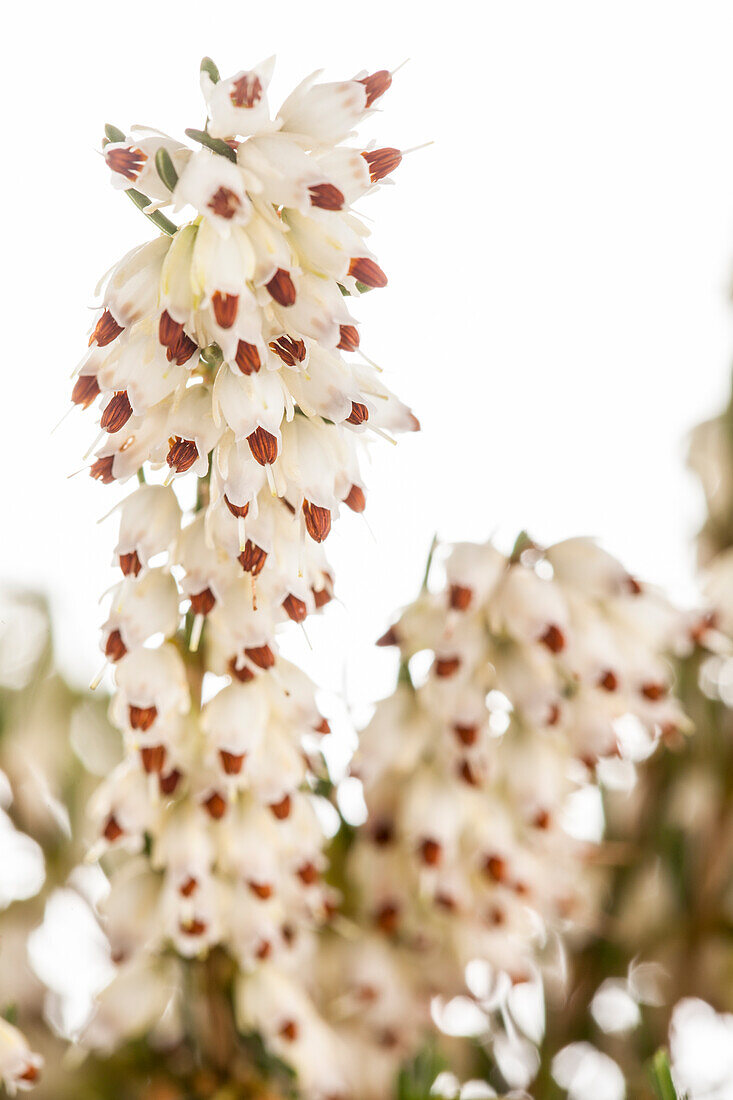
[649,1049,678,1100]
[124,188,178,236]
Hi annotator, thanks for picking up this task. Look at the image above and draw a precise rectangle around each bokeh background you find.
[4,0,733,719]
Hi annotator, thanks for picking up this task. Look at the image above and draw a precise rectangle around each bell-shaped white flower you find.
[114,484,181,574]
[104,127,192,203]
[201,58,277,140]
[173,150,252,236]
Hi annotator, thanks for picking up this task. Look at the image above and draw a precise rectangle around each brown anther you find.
[435,655,461,678]
[140,744,167,774]
[159,310,184,348]
[266,268,296,306]
[297,861,319,885]
[101,391,133,433]
[169,329,197,364]
[269,793,292,819]
[453,723,478,747]
[419,838,442,866]
[180,918,207,937]
[312,583,333,608]
[514,881,530,897]
[379,1028,399,1050]
[488,905,506,927]
[248,880,273,900]
[180,876,198,898]
[255,939,272,960]
[225,495,249,519]
[159,768,182,795]
[90,455,115,484]
[119,550,142,577]
[373,819,394,845]
[203,791,227,820]
[281,923,297,945]
[540,624,566,654]
[546,702,561,726]
[458,759,478,786]
[207,185,242,219]
[359,70,392,108]
[484,854,507,882]
[435,891,457,911]
[376,626,399,647]
[89,308,124,348]
[18,1065,39,1084]
[212,290,239,328]
[245,644,275,669]
[302,500,331,542]
[449,584,472,611]
[532,809,551,830]
[362,147,402,182]
[408,412,421,432]
[238,540,268,575]
[235,340,261,374]
[105,629,127,662]
[269,334,306,366]
[337,324,360,351]
[190,587,216,615]
[690,611,717,644]
[283,593,308,622]
[72,374,100,408]
[230,72,263,107]
[279,1020,299,1042]
[641,681,667,701]
[308,182,345,210]
[103,815,124,842]
[228,657,255,682]
[342,485,366,513]
[349,256,388,287]
[219,749,245,775]
[167,437,199,473]
[626,574,643,595]
[598,669,619,692]
[314,717,331,734]
[105,144,147,181]
[375,901,400,934]
[129,704,158,731]
[247,426,279,465]
[346,401,370,425]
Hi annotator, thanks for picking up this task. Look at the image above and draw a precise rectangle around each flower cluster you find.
[70,57,416,1085]
[337,535,686,1089]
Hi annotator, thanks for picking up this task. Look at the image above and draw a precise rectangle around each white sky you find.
[3,0,733,711]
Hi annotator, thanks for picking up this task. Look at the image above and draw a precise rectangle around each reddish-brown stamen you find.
[302,500,331,542]
[279,1020,299,1042]
[238,540,267,576]
[343,484,366,512]
[248,880,273,900]
[540,624,566,654]
[207,186,242,219]
[168,330,198,365]
[419,838,442,866]
[140,744,167,774]
[180,876,198,897]
[373,820,394,845]
[248,426,279,465]
[362,147,402,182]
[297,861,319,885]
[159,769,182,795]
[203,791,227,820]
[101,391,133,433]
[167,437,199,473]
[359,70,392,108]
[105,629,127,662]
[533,809,551,830]
[484,854,507,882]
[266,268,296,306]
[314,717,331,735]
[105,145,147,181]
[89,309,124,348]
[459,760,478,786]
[225,495,250,519]
[337,324,360,351]
[180,918,207,937]
[453,723,478,747]
[449,584,472,611]
[72,374,100,408]
[269,335,306,366]
[435,655,461,678]
[312,584,333,608]
[255,939,272,959]
[245,644,275,670]
[283,593,308,622]
[641,681,667,701]
[129,704,158,732]
[219,749,245,775]
[190,587,216,615]
[230,72,263,107]
[212,291,239,328]
[103,815,124,842]
[90,455,115,484]
[158,310,183,349]
[346,401,369,425]
[228,657,255,682]
[376,626,399,647]
[308,182,345,210]
[235,340,261,374]
[598,669,619,692]
[119,550,142,577]
[269,793,291,820]
[375,901,399,934]
[348,256,388,288]
[18,1065,40,1084]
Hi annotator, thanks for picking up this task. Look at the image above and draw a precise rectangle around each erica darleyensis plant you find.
[68,56,416,1097]
[341,535,686,1095]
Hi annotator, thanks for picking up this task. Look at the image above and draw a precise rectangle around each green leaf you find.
[124,188,178,237]
[155,147,179,192]
[200,56,221,84]
[396,1044,448,1100]
[104,123,126,144]
[649,1049,679,1100]
[185,127,237,163]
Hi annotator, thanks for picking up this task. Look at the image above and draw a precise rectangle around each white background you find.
[3,0,733,714]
